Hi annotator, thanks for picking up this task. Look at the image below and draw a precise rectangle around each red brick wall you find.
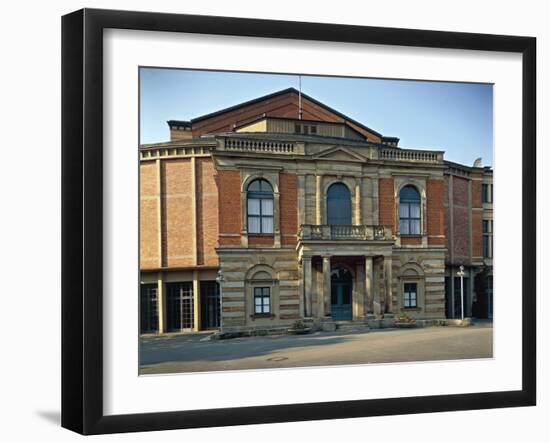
[196,158,219,265]
[453,176,469,206]
[472,212,483,258]
[216,170,242,246]
[169,128,193,141]
[401,236,422,246]
[162,159,194,267]
[452,176,470,259]
[427,178,445,246]
[140,162,159,269]
[280,172,298,246]
[444,176,451,255]
[248,235,275,246]
[471,174,483,258]
[378,178,395,232]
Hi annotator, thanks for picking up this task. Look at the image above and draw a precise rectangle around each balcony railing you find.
[299,224,393,241]
[380,148,443,164]
[222,138,296,154]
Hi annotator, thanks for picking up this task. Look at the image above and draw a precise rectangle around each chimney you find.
[167,120,193,141]
[381,136,400,147]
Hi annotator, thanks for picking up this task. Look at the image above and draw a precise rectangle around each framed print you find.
[61,8,536,435]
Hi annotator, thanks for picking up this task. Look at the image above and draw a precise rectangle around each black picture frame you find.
[61,8,536,435]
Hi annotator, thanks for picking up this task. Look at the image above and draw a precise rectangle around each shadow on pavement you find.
[139,331,359,366]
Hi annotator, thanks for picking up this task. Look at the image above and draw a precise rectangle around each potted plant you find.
[395,314,418,328]
[288,320,311,335]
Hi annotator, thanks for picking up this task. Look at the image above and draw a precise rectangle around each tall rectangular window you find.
[247,179,274,234]
[254,287,271,314]
[140,284,159,334]
[399,186,421,235]
[200,281,220,330]
[483,219,493,258]
[482,183,493,203]
[166,282,194,331]
[403,283,417,308]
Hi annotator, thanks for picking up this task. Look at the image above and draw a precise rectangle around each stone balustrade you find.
[299,224,392,241]
[380,148,443,164]
[223,138,295,154]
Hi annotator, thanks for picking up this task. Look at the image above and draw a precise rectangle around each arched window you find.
[327,183,351,225]
[399,185,421,235]
[247,179,274,234]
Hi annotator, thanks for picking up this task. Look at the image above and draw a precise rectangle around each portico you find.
[298,224,395,323]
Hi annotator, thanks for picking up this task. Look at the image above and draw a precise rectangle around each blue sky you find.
[140,68,493,167]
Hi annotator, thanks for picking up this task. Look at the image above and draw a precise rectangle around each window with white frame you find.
[247,179,274,234]
[483,219,493,258]
[254,287,271,314]
[482,183,493,203]
[403,282,418,308]
[399,185,421,235]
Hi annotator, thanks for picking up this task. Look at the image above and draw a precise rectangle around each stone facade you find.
[139,88,492,335]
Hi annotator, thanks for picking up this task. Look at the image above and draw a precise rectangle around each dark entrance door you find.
[166,282,194,331]
[331,267,353,321]
[140,283,159,334]
[200,281,220,329]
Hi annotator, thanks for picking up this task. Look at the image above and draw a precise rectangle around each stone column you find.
[303,256,313,317]
[384,256,393,314]
[298,174,306,226]
[316,175,322,225]
[355,177,362,225]
[157,271,165,334]
[355,261,365,319]
[322,255,331,317]
[193,270,200,332]
[367,257,380,316]
[274,190,281,247]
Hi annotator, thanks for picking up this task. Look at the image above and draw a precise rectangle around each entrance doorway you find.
[331,267,352,321]
[200,281,220,330]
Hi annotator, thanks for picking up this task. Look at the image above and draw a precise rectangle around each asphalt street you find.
[139,323,493,375]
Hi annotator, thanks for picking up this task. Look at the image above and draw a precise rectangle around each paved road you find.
[140,324,493,375]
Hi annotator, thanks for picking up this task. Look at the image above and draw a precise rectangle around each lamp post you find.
[215,270,224,333]
[457,265,465,320]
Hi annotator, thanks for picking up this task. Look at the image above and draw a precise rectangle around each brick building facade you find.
[139,88,493,335]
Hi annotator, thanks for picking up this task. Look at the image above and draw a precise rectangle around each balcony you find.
[299,224,393,242]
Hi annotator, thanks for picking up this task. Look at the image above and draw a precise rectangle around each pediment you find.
[313,146,368,163]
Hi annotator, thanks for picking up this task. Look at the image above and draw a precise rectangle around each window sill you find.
[403,307,421,311]
[250,313,276,320]
[247,233,275,237]
[400,234,423,238]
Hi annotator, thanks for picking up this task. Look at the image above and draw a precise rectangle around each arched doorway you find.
[331,267,353,321]
[327,183,351,225]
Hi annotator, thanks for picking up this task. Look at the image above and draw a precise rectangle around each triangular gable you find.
[188,88,382,142]
[313,146,368,163]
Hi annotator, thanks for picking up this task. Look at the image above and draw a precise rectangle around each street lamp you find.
[457,265,465,320]
[215,270,224,333]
